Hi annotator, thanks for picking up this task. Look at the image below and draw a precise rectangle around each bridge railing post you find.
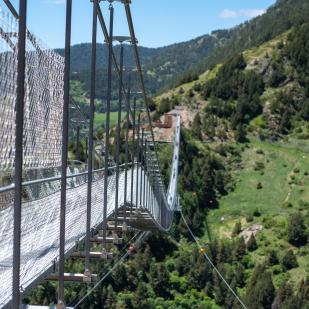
[114,39,124,230]
[85,0,98,276]
[124,73,131,216]
[58,0,72,304]
[142,130,146,208]
[135,113,140,209]
[102,2,114,248]
[12,0,27,307]
[130,97,136,216]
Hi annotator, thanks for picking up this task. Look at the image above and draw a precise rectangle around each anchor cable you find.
[180,211,248,309]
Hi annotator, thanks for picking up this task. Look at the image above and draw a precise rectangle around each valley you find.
[26,0,309,307]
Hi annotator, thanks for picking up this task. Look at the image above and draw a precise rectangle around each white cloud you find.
[220,8,266,19]
[220,9,238,18]
[45,0,65,4]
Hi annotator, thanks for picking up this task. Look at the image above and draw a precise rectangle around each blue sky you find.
[9,0,276,48]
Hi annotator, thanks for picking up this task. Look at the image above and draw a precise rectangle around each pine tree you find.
[234,124,247,143]
[279,111,292,134]
[104,285,116,309]
[273,283,293,309]
[189,254,212,290]
[281,250,298,271]
[298,278,309,308]
[232,221,242,237]
[233,237,246,260]
[112,263,127,291]
[268,250,279,266]
[218,241,230,263]
[287,213,307,247]
[247,234,258,251]
[234,263,245,288]
[149,263,170,297]
[192,112,203,140]
[246,264,275,309]
[132,282,152,309]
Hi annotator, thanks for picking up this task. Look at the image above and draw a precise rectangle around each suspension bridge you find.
[0,0,181,308]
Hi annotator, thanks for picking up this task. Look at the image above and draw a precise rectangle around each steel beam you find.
[85,0,98,276]
[59,0,72,303]
[12,0,27,307]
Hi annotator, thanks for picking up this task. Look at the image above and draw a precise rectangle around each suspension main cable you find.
[96,4,134,122]
[3,0,19,19]
[123,2,162,179]
[180,211,248,309]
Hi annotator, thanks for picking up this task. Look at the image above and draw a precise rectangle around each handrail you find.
[0,163,133,194]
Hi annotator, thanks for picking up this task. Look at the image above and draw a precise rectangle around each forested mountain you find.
[58,0,309,99]
[138,18,309,309]
[193,0,309,76]
[156,21,309,141]
[57,33,226,98]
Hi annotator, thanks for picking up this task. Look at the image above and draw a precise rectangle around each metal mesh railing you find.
[0,3,64,171]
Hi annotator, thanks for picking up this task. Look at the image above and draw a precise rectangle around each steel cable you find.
[180,211,248,309]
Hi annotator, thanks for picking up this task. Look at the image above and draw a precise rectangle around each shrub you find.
[193,83,201,92]
[179,87,184,94]
[282,201,293,208]
[232,221,242,237]
[272,265,282,275]
[254,161,265,171]
[253,208,261,217]
[257,182,263,190]
[287,213,307,246]
[298,200,309,210]
[247,234,258,251]
[268,250,279,266]
[187,89,194,98]
[298,133,309,140]
[281,250,298,271]
[246,213,254,223]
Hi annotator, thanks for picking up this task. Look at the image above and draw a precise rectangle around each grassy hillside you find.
[94,111,125,129]
[206,136,309,285]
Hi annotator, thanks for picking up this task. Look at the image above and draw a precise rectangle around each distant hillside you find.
[153,20,309,142]
[55,43,158,72]
[192,0,309,76]
[146,19,309,309]
[57,32,226,98]
[58,0,309,100]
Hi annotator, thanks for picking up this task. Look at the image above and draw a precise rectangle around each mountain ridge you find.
[59,0,309,98]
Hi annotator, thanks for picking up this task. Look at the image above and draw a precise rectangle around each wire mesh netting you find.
[0,4,64,172]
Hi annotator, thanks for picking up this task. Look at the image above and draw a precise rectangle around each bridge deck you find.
[0,168,159,307]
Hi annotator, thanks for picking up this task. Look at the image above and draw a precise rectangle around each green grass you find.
[94,112,126,128]
[251,115,266,128]
[208,138,309,230]
[244,31,289,62]
[205,137,309,286]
